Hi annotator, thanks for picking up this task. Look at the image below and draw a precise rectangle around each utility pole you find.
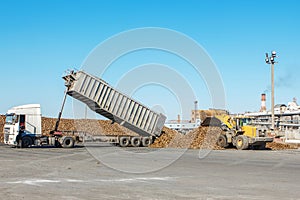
[265,51,277,130]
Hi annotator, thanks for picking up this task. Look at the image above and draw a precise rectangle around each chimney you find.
[260,93,266,112]
[194,100,198,111]
[177,114,181,123]
[293,97,298,106]
[194,100,198,123]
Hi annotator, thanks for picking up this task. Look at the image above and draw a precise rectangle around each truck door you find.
[19,114,25,131]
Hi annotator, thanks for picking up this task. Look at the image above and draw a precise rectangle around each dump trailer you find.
[59,70,167,147]
[63,70,166,138]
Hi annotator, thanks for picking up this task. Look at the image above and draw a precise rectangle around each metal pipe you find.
[194,100,198,123]
[271,63,275,130]
[54,88,68,132]
[265,51,277,130]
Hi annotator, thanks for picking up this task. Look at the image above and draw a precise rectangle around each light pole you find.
[265,51,277,130]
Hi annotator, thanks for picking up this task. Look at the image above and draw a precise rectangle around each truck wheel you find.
[21,136,33,148]
[55,140,62,148]
[235,135,249,150]
[216,135,229,148]
[62,137,74,148]
[131,137,141,147]
[142,137,152,147]
[119,137,130,147]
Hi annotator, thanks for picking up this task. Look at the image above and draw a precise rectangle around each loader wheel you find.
[142,137,152,147]
[21,136,33,148]
[131,137,141,147]
[253,143,266,150]
[258,143,266,150]
[119,137,130,147]
[235,135,249,150]
[62,137,74,148]
[216,135,229,148]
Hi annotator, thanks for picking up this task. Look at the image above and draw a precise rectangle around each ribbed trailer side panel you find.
[66,71,166,137]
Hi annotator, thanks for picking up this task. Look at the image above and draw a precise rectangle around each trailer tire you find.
[235,135,249,150]
[119,137,130,147]
[142,137,152,147]
[62,137,74,148]
[131,137,141,147]
[216,134,229,148]
[21,136,33,148]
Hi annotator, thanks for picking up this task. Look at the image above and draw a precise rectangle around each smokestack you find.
[260,93,266,112]
[194,101,198,122]
[293,97,298,106]
[194,101,198,111]
[177,114,181,123]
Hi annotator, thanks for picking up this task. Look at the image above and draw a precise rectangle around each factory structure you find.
[165,94,300,143]
[164,101,201,134]
[246,94,300,143]
[164,101,227,134]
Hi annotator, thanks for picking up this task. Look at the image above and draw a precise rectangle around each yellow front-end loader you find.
[201,114,273,150]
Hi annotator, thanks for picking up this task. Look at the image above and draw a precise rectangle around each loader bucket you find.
[201,117,222,127]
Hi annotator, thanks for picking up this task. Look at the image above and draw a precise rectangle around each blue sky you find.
[0,0,299,120]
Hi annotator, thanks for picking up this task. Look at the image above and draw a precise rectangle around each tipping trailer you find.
[62,70,167,147]
[3,70,166,148]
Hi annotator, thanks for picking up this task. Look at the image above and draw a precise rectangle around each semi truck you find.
[3,70,167,148]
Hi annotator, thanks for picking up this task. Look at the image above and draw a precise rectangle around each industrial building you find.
[245,94,300,143]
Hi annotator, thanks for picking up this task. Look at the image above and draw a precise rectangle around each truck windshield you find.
[5,114,18,125]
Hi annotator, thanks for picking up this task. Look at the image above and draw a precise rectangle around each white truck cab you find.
[4,104,42,147]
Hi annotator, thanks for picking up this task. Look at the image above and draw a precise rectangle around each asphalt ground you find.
[0,144,299,200]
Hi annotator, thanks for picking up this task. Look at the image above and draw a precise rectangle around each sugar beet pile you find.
[152,126,298,150]
[42,118,224,150]
[0,115,298,150]
[42,116,224,149]
[150,126,224,150]
[41,117,138,136]
[0,115,5,142]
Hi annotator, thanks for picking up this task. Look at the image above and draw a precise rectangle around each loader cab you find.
[3,104,42,146]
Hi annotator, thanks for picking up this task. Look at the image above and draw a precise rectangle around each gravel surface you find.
[0,145,299,200]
